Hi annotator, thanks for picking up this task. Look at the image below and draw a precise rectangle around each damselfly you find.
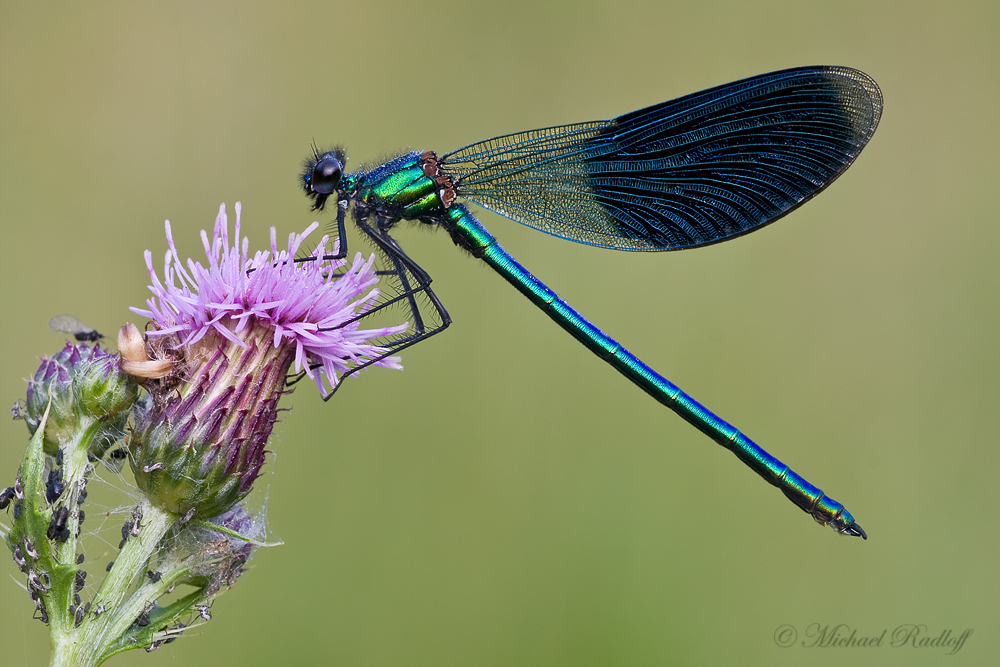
[301,66,881,538]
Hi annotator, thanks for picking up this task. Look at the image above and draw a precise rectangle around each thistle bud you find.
[167,505,256,596]
[24,342,138,456]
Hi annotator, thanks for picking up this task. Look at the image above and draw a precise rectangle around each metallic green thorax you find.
[353,152,453,220]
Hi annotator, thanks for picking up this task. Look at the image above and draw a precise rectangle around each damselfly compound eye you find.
[310,153,343,195]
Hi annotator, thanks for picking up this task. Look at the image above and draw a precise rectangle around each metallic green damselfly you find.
[301,66,881,538]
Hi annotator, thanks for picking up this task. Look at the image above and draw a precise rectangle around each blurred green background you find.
[1,1,996,665]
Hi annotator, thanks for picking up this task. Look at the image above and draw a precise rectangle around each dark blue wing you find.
[441,66,882,251]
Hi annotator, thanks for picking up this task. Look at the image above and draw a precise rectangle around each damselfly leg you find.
[287,206,451,399]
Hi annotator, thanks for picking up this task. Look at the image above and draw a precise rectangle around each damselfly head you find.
[301,147,346,211]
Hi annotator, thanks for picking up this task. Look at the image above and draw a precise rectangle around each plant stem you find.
[50,498,177,667]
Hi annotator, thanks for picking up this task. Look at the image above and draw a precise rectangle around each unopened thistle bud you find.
[127,203,406,519]
[163,505,257,596]
[24,342,138,456]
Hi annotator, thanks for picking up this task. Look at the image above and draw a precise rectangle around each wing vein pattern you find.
[442,66,882,251]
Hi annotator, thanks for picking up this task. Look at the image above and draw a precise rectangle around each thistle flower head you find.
[127,203,406,519]
[131,202,406,395]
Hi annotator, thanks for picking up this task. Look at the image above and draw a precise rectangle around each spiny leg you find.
[315,216,445,343]
[295,196,349,264]
[290,197,396,279]
[289,215,452,399]
[284,210,450,390]
[286,262,450,385]
[358,216,431,338]
[281,201,426,387]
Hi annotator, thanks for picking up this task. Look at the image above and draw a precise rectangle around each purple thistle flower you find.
[132,202,406,395]
[125,203,407,519]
